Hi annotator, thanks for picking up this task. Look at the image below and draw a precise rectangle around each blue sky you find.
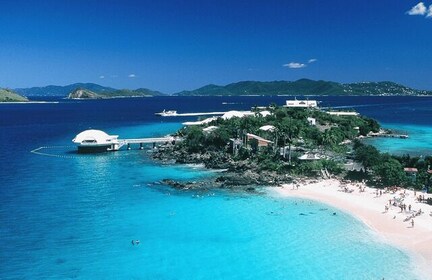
[0,0,431,93]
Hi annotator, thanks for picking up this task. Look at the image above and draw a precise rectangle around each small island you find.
[153,100,432,197]
[66,87,165,99]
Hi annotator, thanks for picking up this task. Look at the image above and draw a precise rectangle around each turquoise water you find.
[0,97,426,279]
[364,123,432,156]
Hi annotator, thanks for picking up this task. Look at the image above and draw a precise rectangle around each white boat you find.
[155,110,177,116]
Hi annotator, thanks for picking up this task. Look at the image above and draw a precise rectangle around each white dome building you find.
[72,129,120,153]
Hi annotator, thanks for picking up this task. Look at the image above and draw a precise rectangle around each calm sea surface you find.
[1,96,430,279]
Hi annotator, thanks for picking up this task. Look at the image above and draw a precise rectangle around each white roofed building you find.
[307,117,316,125]
[259,125,275,132]
[221,110,254,120]
[285,100,318,108]
[73,129,120,153]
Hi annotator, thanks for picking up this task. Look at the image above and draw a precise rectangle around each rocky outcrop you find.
[67,88,101,99]
[153,146,233,169]
[152,143,293,192]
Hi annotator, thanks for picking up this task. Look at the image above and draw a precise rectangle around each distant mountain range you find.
[14,83,165,98]
[3,79,432,102]
[175,79,432,96]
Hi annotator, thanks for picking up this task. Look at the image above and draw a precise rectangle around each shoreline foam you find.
[273,179,432,280]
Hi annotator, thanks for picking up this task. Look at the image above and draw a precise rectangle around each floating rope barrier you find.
[30,146,148,159]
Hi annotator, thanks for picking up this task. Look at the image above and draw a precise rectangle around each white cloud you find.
[308,58,317,63]
[407,2,427,15]
[427,4,432,17]
[99,75,105,79]
[128,74,136,78]
[283,62,306,69]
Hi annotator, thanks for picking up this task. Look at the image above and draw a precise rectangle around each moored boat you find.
[155,109,177,116]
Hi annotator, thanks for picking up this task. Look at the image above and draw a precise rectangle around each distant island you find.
[176,79,432,96]
[0,88,29,102]
[66,87,165,99]
[8,79,432,99]
[14,83,165,99]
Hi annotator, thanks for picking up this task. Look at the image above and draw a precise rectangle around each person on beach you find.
[411,219,414,228]
[408,204,411,212]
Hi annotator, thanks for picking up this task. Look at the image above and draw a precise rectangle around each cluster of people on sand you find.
[341,186,354,193]
[417,194,428,203]
[381,190,428,228]
[385,185,408,194]
[403,209,423,223]
[375,189,384,196]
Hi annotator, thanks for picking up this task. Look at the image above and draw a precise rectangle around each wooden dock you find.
[156,110,253,117]
[368,133,408,139]
[119,136,176,150]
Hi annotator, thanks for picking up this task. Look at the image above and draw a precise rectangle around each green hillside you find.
[176,79,432,96]
[16,83,166,97]
[67,87,165,99]
[0,88,29,102]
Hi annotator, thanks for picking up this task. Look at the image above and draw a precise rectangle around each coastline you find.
[272,179,432,280]
[0,101,59,104]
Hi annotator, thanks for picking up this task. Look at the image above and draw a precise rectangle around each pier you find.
[72,129,176,153]
[119,136,176,150]
[155,110,253,117]
[368,133,409,139]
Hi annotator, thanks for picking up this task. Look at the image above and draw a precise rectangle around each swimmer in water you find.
[333,212,337,216]
[131,240,134,246]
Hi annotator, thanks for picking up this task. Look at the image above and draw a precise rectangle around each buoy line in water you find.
[30,146,147,159]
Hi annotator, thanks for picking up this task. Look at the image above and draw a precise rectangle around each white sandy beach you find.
[275,179,432,280]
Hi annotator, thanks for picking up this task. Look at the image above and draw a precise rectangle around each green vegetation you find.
[176,79,432,96]
[67,87,164,99]
[169,105,431,192]
[353,140,432,191]
[15,83,166,97]
[174,105,380,178]
[13,79,432,97]
[0,88,28,102]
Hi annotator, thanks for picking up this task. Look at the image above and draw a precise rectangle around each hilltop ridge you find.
[176,79,432,96]
[15,83,165,98]
[67,87,164,99]
[11,79,432,98]
[0,88,29,102]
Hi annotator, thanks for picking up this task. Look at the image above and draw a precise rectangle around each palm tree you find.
[322,129,338,146]
[275,118,301,165]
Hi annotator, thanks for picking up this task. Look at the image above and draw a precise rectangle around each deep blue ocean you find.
[1,96,431,279]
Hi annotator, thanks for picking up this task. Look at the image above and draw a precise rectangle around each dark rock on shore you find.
[216,171,259,186]
[152,143,294,192]
[152,145,232,169]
